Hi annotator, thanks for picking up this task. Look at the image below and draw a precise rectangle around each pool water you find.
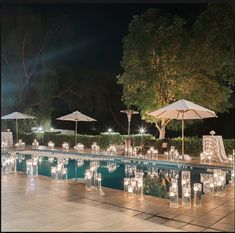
[15,152,225,199]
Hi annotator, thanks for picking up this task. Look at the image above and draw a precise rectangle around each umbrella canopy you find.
[1,112,35,120]
[120,109,139,136]
[56,111,96,145]
[149,99,217,159]
[1,111,36,142]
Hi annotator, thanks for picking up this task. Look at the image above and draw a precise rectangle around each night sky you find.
[2,2,235,138]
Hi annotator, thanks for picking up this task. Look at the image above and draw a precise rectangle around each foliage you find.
[118,8,188,119]
[19,132,153,148]
[19,107,39,133]
[143,174,168,198]
[1,7,74,125]
[117,6,235,138]
[183,3,235,112]
[18,131,235,155]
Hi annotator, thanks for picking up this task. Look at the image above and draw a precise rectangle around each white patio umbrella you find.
[148,99,217,160]
[56,111,96,145]
[1,112,36,142]
[120,109,139,136]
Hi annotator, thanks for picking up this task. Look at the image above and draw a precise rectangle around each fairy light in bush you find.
[139,127,146,134]
[107,128,113,133]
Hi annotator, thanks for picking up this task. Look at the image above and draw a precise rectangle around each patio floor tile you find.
[210,222,234,232]
[180,224,206,232]
[163,220,188,229]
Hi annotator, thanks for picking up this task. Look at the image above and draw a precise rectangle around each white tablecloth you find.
[203,135,228,162]
[1,132,13,147]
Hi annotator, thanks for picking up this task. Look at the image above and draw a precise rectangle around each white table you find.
[1,132,13,147]
[203,135,228,162]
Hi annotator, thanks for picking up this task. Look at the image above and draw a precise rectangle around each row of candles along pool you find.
[1,139,235,165]
[1,150,235,209]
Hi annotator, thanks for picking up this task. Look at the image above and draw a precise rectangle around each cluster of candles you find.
[123,171,144,200]
[200,169,227,196]
[84,161,101,191]
[15,139,25,148]
[74,143,84,152]
[169,170,202,208]
[62,142,69,150]
[26,156,38,177]
[48,141,55,149]
[146,147,158,159]
[91,142,100,154]
[1,140,8,149]
[200,150,213,164]
[164,146,179,161]
[107,145,117,156]
[32,139,39,148]
[51,158,68,181]
[2,153,17,173]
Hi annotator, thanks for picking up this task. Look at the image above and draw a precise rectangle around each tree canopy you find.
[118,4,235,138]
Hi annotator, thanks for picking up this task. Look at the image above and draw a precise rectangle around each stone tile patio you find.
[1,172,234,232]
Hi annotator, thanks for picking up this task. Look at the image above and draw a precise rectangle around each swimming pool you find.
[6,149,233,198]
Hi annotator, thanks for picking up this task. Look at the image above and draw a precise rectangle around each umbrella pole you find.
[75,121,78,146]
[182,117,184,160]
[128,119,130,137]
[16,119,18,143]
[75,120,78,182]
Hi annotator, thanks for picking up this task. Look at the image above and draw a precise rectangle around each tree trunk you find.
[155,119,172,139]
[159,126,166,139]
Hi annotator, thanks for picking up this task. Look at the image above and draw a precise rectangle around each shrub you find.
[19,132,234,156]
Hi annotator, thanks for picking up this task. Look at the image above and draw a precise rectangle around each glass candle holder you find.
[74,143,84,152]
[1,140,8,149]
[169,179,179,208]
[217,170,226,197]
[91,142,100,154]
[32,139,39,148]
[94,173,102,190]
[85,169,92,190]
[48,141,55,149]
[135,171,144,200]
[231,168,234,186]
[2,155,16,173]
[182,186,191,208]
[107,145,117,156]
[181,171,191,188]
[51,166,57,179]
[124,178,130,196]
[26,159,38,177]
[62,142,69,150]
[200,152,205,163]
[127,183,134,198]
[164,152,169,160]
[193,183,202,207]
[154,149,158,160]
[174,150,179,161]
[130,177,137,195]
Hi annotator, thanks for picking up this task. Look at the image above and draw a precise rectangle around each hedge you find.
[19,132,234,157]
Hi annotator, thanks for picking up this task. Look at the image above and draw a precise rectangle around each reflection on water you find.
[1,151,230,199]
